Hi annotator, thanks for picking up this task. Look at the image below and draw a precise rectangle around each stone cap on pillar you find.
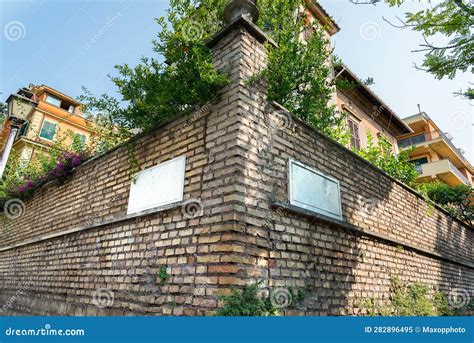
[206,0,277,49]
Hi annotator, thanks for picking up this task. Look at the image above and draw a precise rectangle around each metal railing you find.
[399,130,470,166]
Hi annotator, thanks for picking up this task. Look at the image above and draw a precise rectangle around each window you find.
[39,121,57,141]
[127,156,186,215]
[74,133,86,146]
[398,134,426,148]
[67,105,75,113]
[347,118,361,150]
[410,157,428,174]
[45,95,61,107]
[288,159,342,220]
[18,122,29,137]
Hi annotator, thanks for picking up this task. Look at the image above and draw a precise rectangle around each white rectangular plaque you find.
[288,159,342,220]
[127,156,186,215]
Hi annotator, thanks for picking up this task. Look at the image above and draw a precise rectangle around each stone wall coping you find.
[270,101,473,231]
[0,201,183,252]
[206,15,277,49]
[272,201,474,270]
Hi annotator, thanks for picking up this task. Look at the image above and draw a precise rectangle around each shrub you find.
[356,133,419,187]
[80,0,349,145]
[418,182,473,226]
[217,281,278,316]
[358,276,453,316]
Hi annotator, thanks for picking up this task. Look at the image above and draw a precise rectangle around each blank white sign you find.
[127,156,186,215]
[288,159,342,220]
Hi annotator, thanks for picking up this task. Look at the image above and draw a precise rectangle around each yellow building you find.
[398,112,473,187]
[1,84,91,164]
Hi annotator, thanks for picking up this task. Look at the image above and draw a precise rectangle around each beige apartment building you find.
[398,112,473,187]
[308,3,412,152]
[1,84,91,164]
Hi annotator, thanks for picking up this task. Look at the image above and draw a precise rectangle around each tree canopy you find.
[384,0,474,99]
[79,0,349,144]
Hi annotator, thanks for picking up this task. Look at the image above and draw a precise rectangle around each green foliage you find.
[417,182,473,226]
[217,281,278,316]
[79,0,229,132]
[385,0,473,99]
[0,102,7,126]
[287,286,309,309]
[79,88,133,154]
[356,133,419,186]
[359,276,453,316]
[157,266,170,286]
[258,0,349,144]
[80,0,349,145]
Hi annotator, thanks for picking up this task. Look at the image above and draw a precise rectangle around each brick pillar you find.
[191,3,280,313]
[200,3,281,308]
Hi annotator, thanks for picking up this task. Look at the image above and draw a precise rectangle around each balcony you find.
[419,159,471,186]
[399,130,472,173]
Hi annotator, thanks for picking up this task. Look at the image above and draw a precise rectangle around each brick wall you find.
[0,17,472,316]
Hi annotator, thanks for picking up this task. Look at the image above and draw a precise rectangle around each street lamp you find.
[0,93,37,179]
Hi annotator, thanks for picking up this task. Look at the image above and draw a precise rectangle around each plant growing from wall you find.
[358,276,453,316]
[157,266,170,286]
[356,133,419,187]
[79,0,349,146]
[217,281,278,316]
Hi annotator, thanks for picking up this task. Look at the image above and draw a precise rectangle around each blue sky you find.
[1,0,472,162]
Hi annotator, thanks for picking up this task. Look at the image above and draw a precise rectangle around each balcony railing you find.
[399,130,469,166]
[450,162,470,186]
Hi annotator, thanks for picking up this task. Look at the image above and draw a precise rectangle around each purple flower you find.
[26,181,35,189]
[72,156,82,168]
[18,186,26,193]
